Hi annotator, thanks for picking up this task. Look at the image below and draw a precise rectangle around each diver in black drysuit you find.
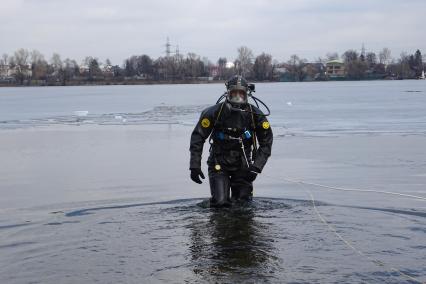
[189,75,273,207]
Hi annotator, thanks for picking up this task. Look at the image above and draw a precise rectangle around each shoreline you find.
[0,79,225,88]
[1,78,423,88]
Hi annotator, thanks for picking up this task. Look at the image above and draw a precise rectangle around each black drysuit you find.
[189,102,273,207]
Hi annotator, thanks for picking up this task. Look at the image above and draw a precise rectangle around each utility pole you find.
[175,45,180,58]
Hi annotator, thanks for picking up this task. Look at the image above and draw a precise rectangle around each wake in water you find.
[2,101,425,137]
[0,104,210,129]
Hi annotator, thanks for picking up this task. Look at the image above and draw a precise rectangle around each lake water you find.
[0,81,425,283]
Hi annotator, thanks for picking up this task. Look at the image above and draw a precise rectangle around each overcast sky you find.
[1,0,425,65]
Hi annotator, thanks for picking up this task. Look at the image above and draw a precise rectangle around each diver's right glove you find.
[190,168,205,184]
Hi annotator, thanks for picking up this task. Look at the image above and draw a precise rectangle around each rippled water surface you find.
[0,81,426,283]
[1,197,426,283]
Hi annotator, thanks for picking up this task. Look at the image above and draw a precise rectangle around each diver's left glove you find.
[190,168,205,184]
[246,165,260,182]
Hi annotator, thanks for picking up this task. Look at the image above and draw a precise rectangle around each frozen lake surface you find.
[0,81,425,283]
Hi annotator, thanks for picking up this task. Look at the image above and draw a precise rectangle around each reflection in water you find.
[2,198,426,283]
[188,203,279,282]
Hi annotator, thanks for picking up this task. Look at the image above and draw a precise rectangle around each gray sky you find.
[1,0,425,65]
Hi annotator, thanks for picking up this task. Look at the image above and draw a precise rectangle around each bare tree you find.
[343,49,368,80]
[14,48,30,66]
[326,52,339,61]
[366,52,377,67]
[217,57,227,80]
[0,53,9,78]
[396,52,413,79]
[1,54,9,66]
[173,53,185,80]
[8,55,16,67]
[185,53,204,78]
[137,55,153,77]
[12,49,30,84]
[30,50,44,64]
[50,53,63,73]
[315,57,327,64]
[342,50,358,63]
[64,58,79,81]
[287,54,307,81]
[379,48,392,66]
[30,50,48,80]
[408,49,423,77]
[253,52,273,81]
[89,58,101,80]
[83,56,95,67]
[236,46,253,77]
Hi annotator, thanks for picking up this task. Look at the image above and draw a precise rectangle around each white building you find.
[0,64,11,77]
[0,64,32,78]
[79,65,90,74]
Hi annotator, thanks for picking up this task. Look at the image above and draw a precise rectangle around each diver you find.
[189,75,273,207]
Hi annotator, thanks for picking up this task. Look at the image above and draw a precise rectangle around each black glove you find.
[190,168,205,184]
[246,165,260,182]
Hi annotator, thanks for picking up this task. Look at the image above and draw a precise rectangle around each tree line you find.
[0,46,424,86]
[339,48,424,80]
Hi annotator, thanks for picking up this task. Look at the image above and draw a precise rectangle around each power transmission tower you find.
[165,37,171,58]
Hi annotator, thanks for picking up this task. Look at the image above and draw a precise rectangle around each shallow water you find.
[0,81,426,283]
[1,198,425,283]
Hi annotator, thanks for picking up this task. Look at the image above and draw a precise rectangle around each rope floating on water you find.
[265,174,426,283]
[266,175,426,201]
[308,189,424,284]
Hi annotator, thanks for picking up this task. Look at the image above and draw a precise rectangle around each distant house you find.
[0,64,10,77]
[273,63,325,82]
[79,65,90,75]
[272,64,289,81]
[0,64,16,83]
[6,65,32,78]
[101,64,114,77]
[209,65,219,78]
[303,63,325,81]
[326,60,345,79]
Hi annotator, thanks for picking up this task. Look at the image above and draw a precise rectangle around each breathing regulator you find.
[216,75,270,116]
